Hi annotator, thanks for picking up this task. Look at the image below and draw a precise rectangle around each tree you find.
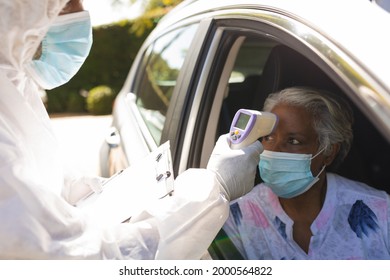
[112,0,184,36]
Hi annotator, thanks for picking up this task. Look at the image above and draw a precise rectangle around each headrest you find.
[253,45,340,109]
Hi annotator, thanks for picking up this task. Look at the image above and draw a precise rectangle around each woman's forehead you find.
[271,104,317,134]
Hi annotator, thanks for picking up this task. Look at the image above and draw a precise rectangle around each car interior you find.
[209,36,390,259]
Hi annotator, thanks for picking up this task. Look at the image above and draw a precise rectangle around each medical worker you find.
[0,0,262,259]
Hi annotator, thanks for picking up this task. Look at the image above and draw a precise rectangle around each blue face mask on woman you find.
[259,149,326,198]
[27,11,92,90]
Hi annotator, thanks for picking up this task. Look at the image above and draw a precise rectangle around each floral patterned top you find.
[223,173,390,259]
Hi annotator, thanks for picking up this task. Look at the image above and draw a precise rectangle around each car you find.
[99,0,390,259]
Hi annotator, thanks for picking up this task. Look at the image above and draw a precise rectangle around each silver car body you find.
[101,0,390,195]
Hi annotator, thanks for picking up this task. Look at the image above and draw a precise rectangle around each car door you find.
[163,10,390,189]
[163,8,390,259]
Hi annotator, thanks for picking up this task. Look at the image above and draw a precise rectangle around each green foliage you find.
[130,0,183,36]
[86,85,116,115]
[46,0,185,114]
[47,90,68,113]
[46,20,153,114]
[67,91,86,113]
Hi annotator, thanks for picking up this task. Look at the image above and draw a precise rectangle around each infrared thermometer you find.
[229,109,278,149]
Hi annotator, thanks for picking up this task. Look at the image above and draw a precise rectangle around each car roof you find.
[153,0,390,94]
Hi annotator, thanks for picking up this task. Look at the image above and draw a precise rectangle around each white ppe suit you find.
[0,0,262,259]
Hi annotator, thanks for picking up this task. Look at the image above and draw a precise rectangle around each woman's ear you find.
[324,143,340,166]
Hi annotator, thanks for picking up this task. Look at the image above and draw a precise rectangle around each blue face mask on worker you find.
[28,11,92,90]
[259,149,326,198]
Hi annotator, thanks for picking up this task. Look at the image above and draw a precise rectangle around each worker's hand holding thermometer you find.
[207,109,277,201]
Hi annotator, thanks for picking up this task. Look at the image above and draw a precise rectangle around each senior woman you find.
[223,86,390,259]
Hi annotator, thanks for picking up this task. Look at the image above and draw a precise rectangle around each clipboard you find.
[76,141,174,226]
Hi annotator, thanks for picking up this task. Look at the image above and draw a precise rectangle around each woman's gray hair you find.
[263,87,354,168]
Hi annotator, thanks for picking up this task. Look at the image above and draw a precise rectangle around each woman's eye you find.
[263,135,273,142]
[288,138,301,145]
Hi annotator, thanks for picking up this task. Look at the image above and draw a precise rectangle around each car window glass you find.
[229,39,275,83]
[136,24,199,144]
[218,38,276,136]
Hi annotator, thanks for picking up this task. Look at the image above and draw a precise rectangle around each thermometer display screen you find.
[235,112,251,130]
